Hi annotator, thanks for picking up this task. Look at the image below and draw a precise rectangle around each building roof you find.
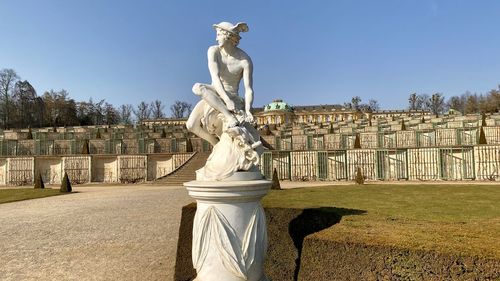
[293,104,345,113]
[263,99,293,112]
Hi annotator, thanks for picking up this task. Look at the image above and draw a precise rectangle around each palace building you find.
[253,99,431,126]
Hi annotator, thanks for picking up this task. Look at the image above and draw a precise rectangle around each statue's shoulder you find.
[207,45,219,56]
[236,48,252,65]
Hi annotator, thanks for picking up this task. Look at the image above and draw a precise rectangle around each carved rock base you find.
[184,175,271,281]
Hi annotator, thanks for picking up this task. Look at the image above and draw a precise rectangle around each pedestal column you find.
[184,176,271,281]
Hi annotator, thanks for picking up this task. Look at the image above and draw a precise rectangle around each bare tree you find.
[488,86,500,113]
[429,93,445,117]
[120,104,133,124]
[464,93,479,114]
[150,100,165,119]
[351,96,362,111]
[103,102,120,125]
[12,80,38,128]
[134,101,151,122]
[368,99,380,111]
[445,87,499,114]
[76,100,93,125]
[409,93,431,111]
[42,89,78,127]
[170,100,192,118]
[447,95,466,113]
[408,93,418,110]
[419,94,431,111]
[92,99,106,125]
[0,69,20,128]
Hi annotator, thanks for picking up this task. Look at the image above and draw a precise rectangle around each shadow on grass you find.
[289,207,366,281]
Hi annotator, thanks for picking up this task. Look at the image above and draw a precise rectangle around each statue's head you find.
[213,22,248,47]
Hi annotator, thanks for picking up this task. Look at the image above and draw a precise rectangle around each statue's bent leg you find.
[192,83,239,128]
[186,101,219,146]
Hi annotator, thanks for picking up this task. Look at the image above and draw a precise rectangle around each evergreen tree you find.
[60,172,72,193]
[271,168,281,190]
[186,138,193,152]
[81,139,90,154]
[479,127,487,145]
[354,134,361,149]
[355,167,365,185]
[34,173,44,189]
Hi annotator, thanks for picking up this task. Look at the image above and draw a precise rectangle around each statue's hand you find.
[224,98,236,111]
[245,111,255,123]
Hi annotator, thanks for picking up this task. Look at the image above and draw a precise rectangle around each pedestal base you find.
[184,177,271,281]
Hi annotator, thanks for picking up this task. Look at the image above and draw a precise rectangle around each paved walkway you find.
[0,184,193,281]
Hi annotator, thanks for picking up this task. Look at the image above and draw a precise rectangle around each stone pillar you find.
[185,172,271,281]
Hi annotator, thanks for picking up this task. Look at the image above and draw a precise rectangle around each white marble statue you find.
[186,21,263,181]
[184,22,270,281]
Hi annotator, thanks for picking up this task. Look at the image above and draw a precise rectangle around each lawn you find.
[0,188,64,204]
[262,184,500,259]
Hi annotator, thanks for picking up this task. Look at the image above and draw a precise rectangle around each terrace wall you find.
[261,145,500,182]
[0,153,194,185]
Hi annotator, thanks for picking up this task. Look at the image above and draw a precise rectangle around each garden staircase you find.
[155,152,210,186]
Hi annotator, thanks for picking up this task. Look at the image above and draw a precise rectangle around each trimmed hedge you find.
[298,236,500,280]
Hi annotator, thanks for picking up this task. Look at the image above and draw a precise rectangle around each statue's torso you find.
[215,47,246,95]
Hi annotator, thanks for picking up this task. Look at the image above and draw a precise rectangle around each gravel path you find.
[0,184,193,281]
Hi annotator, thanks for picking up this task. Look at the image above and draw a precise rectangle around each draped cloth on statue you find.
[197,108,263,181]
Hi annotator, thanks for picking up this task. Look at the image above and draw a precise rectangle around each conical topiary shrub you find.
[354,134,361,149]
[421,116,425,123]
[479,126,487,145]
[60,172,72,193]
[271,168,281,190]
[481,113,487,127]
[355,167,365,185]
[401,119,406,130]
[27,127,33,140]
[95,129,101,139]
[161,128,167,138]
[186,138,193,153]
[34,173,45,189]
[81,139,90,154]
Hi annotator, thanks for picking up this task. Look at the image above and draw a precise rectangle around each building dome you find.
[263,99,292,112]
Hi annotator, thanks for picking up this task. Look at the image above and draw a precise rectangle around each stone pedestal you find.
[184,173,271,281]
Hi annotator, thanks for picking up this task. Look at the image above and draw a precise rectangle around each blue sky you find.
[1,0,499,110]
